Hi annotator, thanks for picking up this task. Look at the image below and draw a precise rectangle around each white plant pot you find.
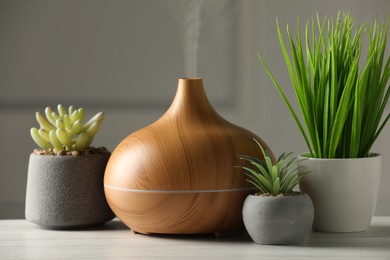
[298,153,381,232]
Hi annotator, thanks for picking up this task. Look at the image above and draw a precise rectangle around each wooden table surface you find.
[1,217,389,259]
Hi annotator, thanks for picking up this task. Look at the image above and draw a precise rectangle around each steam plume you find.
[171,0,205,77]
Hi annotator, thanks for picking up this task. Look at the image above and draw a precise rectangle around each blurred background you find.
[0,0,389,219]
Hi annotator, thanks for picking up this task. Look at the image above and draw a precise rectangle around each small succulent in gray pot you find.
[238,139,314,245]
[26,104,115,229]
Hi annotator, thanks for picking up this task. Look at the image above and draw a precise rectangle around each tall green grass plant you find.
[259,12,390,158]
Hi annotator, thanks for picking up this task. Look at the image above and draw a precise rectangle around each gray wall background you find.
[0,0,389,218]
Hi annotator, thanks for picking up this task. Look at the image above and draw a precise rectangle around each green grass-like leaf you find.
[259,12,390,158]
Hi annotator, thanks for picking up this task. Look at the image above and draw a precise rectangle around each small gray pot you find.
[26,152,115,229]
[242,193,314,245]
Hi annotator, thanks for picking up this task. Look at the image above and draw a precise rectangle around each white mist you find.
[171,0,205,78]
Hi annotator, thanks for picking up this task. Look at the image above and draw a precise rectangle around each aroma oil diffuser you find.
[104,78,273,234]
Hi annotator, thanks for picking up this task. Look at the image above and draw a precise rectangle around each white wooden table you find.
[1,217,389,259]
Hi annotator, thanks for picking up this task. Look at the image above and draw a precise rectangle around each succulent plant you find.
[238,139,306,196]
[30,104,104,153]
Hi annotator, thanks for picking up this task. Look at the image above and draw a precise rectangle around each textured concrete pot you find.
[26,152,115,229]
[298,153,381,232]
[242,193,314,245]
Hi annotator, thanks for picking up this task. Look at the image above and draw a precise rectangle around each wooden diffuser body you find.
[104,78,273,234]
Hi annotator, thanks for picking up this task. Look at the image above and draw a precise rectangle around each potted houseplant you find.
[259,12,389,232]
[239,139,313,245]
[26,104,115,229]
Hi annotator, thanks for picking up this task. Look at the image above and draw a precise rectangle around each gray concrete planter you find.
[242,193,314,245]
[25,152,115,229]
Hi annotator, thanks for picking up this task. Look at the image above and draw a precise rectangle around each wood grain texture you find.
[104,78,274,234]
[105,190,250,234]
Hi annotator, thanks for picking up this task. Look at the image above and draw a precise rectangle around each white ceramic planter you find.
[242,193,314,245]
[298,154,381,232]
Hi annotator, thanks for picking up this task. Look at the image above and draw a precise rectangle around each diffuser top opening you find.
[179,77,202,81]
